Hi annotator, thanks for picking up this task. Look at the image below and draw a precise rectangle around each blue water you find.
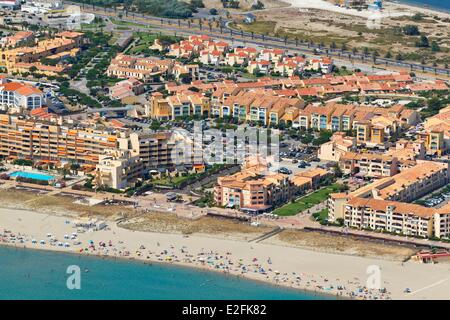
[10,171,55,181]
[0,246,330,300]
[395,0,450,13]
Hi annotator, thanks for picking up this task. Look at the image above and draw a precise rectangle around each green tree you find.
[416,35,429,48]
[431,41,440,52]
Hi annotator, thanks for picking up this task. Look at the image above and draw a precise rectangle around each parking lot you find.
[419,185,450,208]
[273,158,331,178]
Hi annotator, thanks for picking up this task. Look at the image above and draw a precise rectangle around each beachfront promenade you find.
[4,179,450,252]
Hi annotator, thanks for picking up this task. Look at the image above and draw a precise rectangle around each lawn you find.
[312,208,329,224]
[273,183,343,216]
[232,21,276,35]
[110,18,148,28]
[151,174,197,187]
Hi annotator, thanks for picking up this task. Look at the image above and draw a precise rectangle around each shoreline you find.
[2,207,450,299]
[391,0,450,14]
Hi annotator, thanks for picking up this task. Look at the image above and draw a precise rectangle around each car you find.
[278,167,292,174]
[298,163,306,168]
[292,159,298,164]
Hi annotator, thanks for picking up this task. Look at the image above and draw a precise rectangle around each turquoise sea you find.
[0,246,330,300]
[395,0,450,13]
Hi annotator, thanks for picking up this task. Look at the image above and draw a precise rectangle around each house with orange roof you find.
[107,54,172,81]
[0,31,34,48]
[199,49,223,66]
[247,60,272,75]
[0,33,82,75]
[214,164,296,213]
[258,48,286,63]
[0,81,44,111]
[224,51,250,66]
[318,132,356,162]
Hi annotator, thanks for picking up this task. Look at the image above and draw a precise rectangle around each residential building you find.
[0,114,119,164]
[0,81,44,111]
[0,32,83,75]
[120,131,202,172]
[339,152,399,178]
[0,31,34,48]
[318,132,356,162]
[95,149,143,190]
[107,54,172,81]
[344,197,434,238]
[110,78,145,101]
[214,164,295,213]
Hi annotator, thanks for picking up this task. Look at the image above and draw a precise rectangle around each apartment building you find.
[384,164,448,200]
[328,161,450,224]
[339,151,399,178]
[344,197,434,238]
[318,132,356,162]
[214,164,295,213]
[95,149,143,190]
[0,114,118,164]
[291,168,331,190]
[147,92,209,120]
[107,54,173,81]
[0,32,83,74]
[0,31,34,48]
[119,131,202,172]
[418,105,450,156]
[211,90,304,125]
[341,196,450,239]
[293,103,418,138]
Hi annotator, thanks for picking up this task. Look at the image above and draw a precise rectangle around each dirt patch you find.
[121,213,272,241]
[266,229,418,261]
[0,189,134,218]
[233,5,450,64]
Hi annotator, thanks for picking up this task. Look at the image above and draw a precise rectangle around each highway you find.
[64,1,450,79]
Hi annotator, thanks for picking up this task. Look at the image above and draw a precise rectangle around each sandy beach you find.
[1,207,450,300]
[282,0,450,18]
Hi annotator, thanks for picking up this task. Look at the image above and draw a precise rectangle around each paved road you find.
[66,1,450,80]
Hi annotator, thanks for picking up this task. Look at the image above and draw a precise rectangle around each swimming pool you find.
[10,171,55,181]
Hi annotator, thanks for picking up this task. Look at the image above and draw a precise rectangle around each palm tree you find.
[363,47,369,56]
[372,51,379,64]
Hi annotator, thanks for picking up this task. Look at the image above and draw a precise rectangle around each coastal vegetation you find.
[72,0,197,19]
[231,11,450,67]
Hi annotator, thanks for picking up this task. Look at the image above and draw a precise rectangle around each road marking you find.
[409,277,450,295]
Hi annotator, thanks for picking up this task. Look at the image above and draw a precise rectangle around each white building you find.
[0,81,44,111]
